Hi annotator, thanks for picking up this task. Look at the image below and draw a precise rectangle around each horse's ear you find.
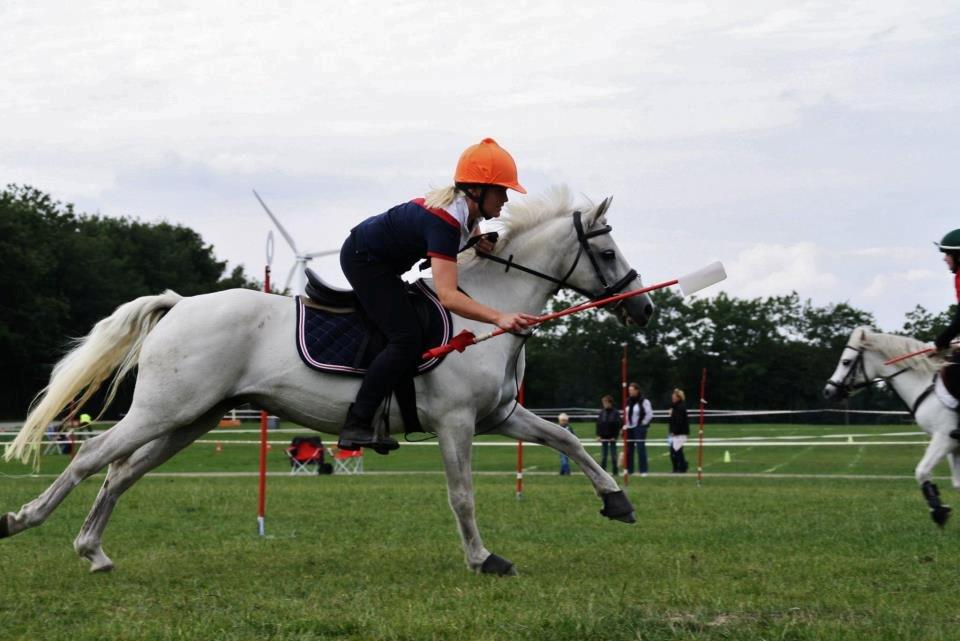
[591,196,613,225]
[858,328,868,342]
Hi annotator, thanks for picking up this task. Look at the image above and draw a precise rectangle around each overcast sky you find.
[3,1,958,330]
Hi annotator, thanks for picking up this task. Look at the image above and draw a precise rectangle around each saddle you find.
[294,269,454,433]
[937,360,960,410]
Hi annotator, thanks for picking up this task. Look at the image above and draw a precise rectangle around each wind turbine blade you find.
[284,262,298,293]
[677,261,727,297]
[253,189,300,254]
[303,249,340,259]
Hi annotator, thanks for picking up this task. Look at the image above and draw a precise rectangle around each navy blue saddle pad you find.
[295,279,453,376]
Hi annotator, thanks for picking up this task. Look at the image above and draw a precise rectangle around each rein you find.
[476,211,638,301]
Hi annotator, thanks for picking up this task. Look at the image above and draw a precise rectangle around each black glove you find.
[935,333,951,351]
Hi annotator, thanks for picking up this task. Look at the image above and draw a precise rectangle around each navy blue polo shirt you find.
[351,199,467,273]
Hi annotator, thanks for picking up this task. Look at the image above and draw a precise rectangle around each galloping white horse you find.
[2,187,653,574]
[824,327,959,526]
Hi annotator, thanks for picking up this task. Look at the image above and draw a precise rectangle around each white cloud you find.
[861,269,939,298]
[724,243,839,299]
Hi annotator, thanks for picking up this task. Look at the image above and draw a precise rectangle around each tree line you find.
[0,184,953,420]
[524,288,954,415]
[0,185,259,418]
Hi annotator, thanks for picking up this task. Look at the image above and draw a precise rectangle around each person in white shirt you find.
[622,382,653,476]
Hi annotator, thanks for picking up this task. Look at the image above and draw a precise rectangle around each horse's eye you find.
[600,249,616,260]
[841,360,851,366]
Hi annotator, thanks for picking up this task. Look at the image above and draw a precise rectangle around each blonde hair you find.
[424,185,462,209]
[673,388,685,401]
[558,412,570,423]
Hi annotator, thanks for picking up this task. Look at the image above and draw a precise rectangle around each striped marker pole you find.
[621,344,629,486]
[516,382,525,499]
[257,259,272,537]
[697,368,707,487]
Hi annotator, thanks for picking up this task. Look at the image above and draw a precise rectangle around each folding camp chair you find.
[332,447,364,474]
[285,436,331,475]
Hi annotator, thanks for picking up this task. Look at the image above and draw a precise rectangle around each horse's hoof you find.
[932,505,952,528]
[0,513,11,539]
[90,560,115,573]
[600,491,636,524]
[480,553,517,576]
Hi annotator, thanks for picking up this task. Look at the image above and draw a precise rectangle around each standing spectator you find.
[78,413,93,442]
[668,388,690,473]
[596,395,620,474]
[557,413,574,475]
[622,383,653,476]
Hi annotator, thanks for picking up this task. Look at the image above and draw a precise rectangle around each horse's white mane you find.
[499,185,603,240]
[856,327,941,374]
[457,185,606,267]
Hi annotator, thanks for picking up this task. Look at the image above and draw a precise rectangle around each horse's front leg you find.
[435,414,516,576]
[494,405,635,524]
[917,432,954,527]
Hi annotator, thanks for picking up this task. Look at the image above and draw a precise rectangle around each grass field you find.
[1,422,959,640]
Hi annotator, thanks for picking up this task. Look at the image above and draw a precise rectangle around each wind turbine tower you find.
[253,190,338,295]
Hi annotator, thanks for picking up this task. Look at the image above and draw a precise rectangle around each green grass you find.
[1,423,958,640]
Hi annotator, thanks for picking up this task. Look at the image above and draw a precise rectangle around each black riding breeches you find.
[340,233,424,421]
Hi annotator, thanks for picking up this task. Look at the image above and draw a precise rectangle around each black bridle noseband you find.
[476,211,638,301]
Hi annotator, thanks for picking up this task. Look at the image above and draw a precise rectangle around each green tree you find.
[0,184,261,418]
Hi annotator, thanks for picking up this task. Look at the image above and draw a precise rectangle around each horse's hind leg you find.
[1,408,183,539]
[496,405,634,523]
[73,406,227,572]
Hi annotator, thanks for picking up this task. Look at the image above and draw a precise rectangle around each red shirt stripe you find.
[411,198,459,230]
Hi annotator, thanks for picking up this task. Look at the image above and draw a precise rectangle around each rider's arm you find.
[431,259,535,332]
[935,305,960,350]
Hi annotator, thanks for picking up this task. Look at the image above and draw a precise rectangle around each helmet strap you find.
[459,184,490,219]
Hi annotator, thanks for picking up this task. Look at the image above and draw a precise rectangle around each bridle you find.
[826,344,912,401]
[476,211,638,301]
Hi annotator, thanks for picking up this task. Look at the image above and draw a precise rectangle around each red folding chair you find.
[332,447,364,474]
[285,437,329,475]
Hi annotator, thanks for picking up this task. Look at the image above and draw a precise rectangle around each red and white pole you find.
[515,381,525,499]
[257,233,274,537]
[696,368,707,487]
[621,344,629,486]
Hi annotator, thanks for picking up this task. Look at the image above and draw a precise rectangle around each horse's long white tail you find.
[4,291,183,465]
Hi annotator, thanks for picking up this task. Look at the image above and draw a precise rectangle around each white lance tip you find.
[678,261,726,297]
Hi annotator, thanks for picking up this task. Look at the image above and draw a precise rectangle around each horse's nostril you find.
[644,304,653,318]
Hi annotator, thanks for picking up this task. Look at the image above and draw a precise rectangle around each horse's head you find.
[560,196,654,327]
[823,327,872,401]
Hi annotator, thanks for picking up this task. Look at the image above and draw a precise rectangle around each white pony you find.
[824,327,958,526]
[2,187,653,574]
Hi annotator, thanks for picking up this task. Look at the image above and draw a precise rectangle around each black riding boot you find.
[337,404,399,455]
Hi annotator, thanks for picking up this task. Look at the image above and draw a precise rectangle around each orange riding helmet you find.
[454,138,526,194]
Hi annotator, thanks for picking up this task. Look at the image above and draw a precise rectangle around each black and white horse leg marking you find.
[0,513,10,539]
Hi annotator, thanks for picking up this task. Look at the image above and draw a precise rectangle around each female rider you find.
[935,230,960,441]
[337,138,538,454]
